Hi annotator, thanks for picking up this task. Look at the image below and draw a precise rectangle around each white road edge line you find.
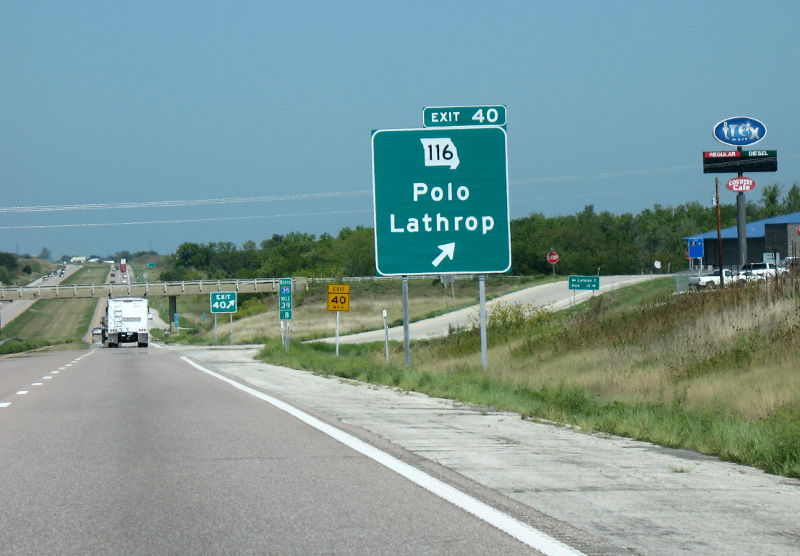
[0,402,11,408]
[180,355,583,556]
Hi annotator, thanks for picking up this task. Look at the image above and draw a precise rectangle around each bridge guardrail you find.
[0,278,306,301]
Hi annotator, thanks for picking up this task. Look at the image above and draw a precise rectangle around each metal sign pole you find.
[229,313,233,344]
[335,311,340,357]
[214,314,217,342]
[382,309,390,362]
[715,177,725,285]
[479,274,488,370]
[402,276,410,367]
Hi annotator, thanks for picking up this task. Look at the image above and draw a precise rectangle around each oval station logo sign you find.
[713,116,767,147]
[726,176,756,193]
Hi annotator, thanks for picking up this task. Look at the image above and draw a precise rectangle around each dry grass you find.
[415,278,800,421]
[201,278,537,342]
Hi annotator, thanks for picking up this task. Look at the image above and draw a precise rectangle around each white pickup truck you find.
[740,262,785,279]
[688,269,741,289]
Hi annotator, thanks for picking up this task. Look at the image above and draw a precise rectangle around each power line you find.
[0,209,371,230]
[0,190,371,214]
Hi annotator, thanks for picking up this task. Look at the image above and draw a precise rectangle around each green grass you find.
[0,264,108,350]
[257,276,800,479]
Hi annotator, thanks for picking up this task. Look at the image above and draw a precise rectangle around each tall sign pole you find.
[715,177,725,286]
[736,146,747,267]
[705,116,774,270]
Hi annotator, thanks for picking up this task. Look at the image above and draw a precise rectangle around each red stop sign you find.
[547,251,560,264]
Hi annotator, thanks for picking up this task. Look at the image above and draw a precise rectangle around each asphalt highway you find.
[0,346,541,555]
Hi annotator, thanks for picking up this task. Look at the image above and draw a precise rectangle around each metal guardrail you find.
[0,273,526,301]
[0,278,308,301]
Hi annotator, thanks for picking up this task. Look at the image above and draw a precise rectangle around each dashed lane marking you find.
[16,391,29,395]
[0,403,11,408]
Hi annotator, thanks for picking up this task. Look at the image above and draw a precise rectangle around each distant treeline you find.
[158,182,799,279]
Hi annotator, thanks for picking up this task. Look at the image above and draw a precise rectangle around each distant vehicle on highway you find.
[102,297,149,348]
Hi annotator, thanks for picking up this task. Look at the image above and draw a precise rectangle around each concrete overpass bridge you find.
[0,277,307,327]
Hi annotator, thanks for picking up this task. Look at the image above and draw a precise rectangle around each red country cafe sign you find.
[726,176,757,193]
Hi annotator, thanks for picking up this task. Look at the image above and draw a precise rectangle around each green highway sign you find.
[423,105,506,127]
[569,275,600,290]
[210,291,237,313]
[279,278,293,320]
[372,126,510,276]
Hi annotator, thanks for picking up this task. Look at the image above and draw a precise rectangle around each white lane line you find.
[180,356,583,556]
[31,382,43,386]
[0,403,11,408]
[16,391,29,395]
[42,376,53,380]
[58,367,66,370]
[52,370,60,374]
[151,342,163,349]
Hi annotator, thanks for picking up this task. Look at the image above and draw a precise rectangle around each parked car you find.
[740,262,783,279]
[688,268,742,289]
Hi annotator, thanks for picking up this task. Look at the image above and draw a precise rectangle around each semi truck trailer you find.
[103,296,149,347]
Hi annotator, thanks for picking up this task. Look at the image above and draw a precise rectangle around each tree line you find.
[156,182,799,279]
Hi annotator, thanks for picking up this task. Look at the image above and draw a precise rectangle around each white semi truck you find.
[103,297,149,348]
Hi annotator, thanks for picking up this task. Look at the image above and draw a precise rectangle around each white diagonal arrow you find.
[432,242,455,268]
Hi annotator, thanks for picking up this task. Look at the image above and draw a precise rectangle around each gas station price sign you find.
[703,150,777,174]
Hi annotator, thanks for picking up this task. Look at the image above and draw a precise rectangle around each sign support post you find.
[382,309,390,363]
[402,276,410,367]
[715,177,725,285]
[479,275,487,370]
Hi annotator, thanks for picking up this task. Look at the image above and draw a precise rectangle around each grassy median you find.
[257,277,800,479]
[1,264,108,348]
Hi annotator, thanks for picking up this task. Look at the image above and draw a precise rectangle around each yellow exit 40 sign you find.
[327,284,350,311]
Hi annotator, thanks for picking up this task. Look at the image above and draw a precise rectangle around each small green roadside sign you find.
[569,275,600,290]
[210,291,237,313]
[423,105,506,128]
[279,278,293,320]
[371,126,510,276]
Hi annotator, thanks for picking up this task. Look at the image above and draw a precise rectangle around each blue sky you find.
[2,1,798,259]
